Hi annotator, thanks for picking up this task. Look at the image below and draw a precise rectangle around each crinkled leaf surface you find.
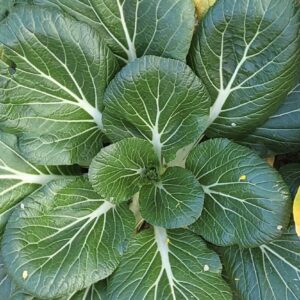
[222,226,300,300]
[139,167,204,229]
[0,131,80,233]
[29,0,195,64]
[186,138,291,247]
[103,56,210,162]
[89,138,159,203]
[0,4,119,165]
[0,258,106,300]
[189,0,300,138]
[108,227,232,300]
[280,164,300,236]
[241,78,300,154]
[2,177,135,299]
[65,281,107,300]
[280,163,300,198]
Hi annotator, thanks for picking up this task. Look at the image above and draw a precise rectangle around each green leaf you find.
[0,256,107,300]
[0,255,17,299]
[0,4,119,165]
[29,0,195,64]
[139,167,204,229]
[240,78,300,154]
[108,227,232,300]
[189,0,300,138]
[66,281,107,300]
[186,138,291,247]
[89,138,159,203]
[280,163,300,198]
[0,0,14,21]
[222,226,300,300]
[0,131,80,233]
[1,177,135,299]
[103,56,210,162]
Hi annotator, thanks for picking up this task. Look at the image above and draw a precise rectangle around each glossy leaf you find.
[2,177,135,299]
[139,167,204,229]
[89,138,159,203]
[0,131,80,233]
[222,226,300,300]
[108,227,232,300]
[241,78,300,153]
[103,56,210,162]
[189,0,300,138]
[0,4,119,165]
[186,138,291,247]
[29,0,195,64]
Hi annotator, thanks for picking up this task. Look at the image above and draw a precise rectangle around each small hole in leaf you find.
[8,61,17,75]
[4,10,9,18]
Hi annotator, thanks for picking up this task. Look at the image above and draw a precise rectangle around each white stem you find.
[0,173,64,185]
[117,0,137,62]
[77,101,103,129]
[154,226,176,298]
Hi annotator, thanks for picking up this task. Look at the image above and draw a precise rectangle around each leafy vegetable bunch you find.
[0,0,299,299]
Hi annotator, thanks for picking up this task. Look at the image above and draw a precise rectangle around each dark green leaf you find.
[280,163,300,198]
[0,4,119,165]
[67,281,107,300]
[103,56,210,163]
[108,227,232,300]
[0,0,14,21]
[240,79,300,154]
[139,167,204,229]
[0,257,107,300]
[222,226,300,300]
[2,177,135,299]
[0,255,17,299]
[28,0,195,64]
[189,0,300,138]
[186,138,291,247]
[89,138,159,204]
[0,131,80,233]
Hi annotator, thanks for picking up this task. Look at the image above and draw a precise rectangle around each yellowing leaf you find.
[194,0,216,18]
[239,175,247,181]
[266,156,275,167]
[294,187,300,237]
